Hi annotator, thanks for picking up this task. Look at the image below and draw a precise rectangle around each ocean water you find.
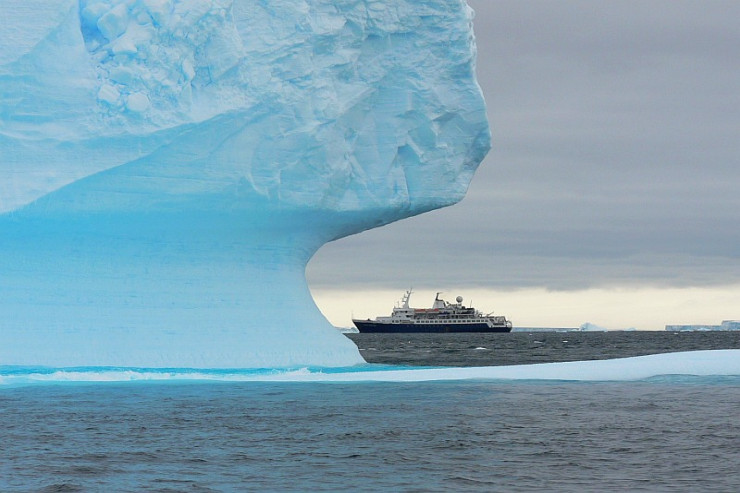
[2,332,740,492]
[347,329,740,366]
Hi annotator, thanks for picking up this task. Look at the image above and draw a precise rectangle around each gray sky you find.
[309,0,740,328]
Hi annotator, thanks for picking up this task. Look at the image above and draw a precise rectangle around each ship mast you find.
[401,289,412,308]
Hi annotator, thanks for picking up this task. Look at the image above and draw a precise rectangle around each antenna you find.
[402,288,412,308]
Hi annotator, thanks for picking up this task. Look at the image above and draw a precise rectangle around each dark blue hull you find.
[353,320,512,333]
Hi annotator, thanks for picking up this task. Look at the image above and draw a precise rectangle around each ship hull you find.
[353,320,512,333]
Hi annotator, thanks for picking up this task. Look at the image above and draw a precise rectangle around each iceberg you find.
[666,321,740,331]
[2,350,739,386]
[578,323,609,332]
[0,1,490,367]
[578,322,636,332]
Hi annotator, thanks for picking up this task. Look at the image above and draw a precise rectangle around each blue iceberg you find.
[0,0,490,368]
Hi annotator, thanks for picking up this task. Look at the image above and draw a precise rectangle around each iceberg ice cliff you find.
[0,0,490,368]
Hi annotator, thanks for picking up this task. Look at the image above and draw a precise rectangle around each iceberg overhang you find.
[0,0,490,368]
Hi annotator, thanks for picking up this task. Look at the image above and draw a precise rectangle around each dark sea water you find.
[347,329,740,367]
[2,331,740,492]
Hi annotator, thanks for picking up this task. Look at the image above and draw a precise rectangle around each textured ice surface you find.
[0,1,489,367]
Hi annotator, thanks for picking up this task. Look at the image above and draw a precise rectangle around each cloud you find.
[310,0,740,297]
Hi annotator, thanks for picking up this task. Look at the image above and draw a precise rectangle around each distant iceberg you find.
[666,321,740,331]
[579,322,609,332]
[578,322,636,332]
[0,1,489,368]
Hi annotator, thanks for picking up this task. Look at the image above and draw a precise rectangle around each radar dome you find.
[456,296,463,303]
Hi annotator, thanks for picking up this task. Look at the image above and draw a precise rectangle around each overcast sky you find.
[309,0,740,329]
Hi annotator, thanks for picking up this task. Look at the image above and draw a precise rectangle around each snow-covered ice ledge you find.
[2,351,739,386]
[0,1,490,367]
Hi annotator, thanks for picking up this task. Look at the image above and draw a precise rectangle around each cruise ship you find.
[352,290,512,333]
